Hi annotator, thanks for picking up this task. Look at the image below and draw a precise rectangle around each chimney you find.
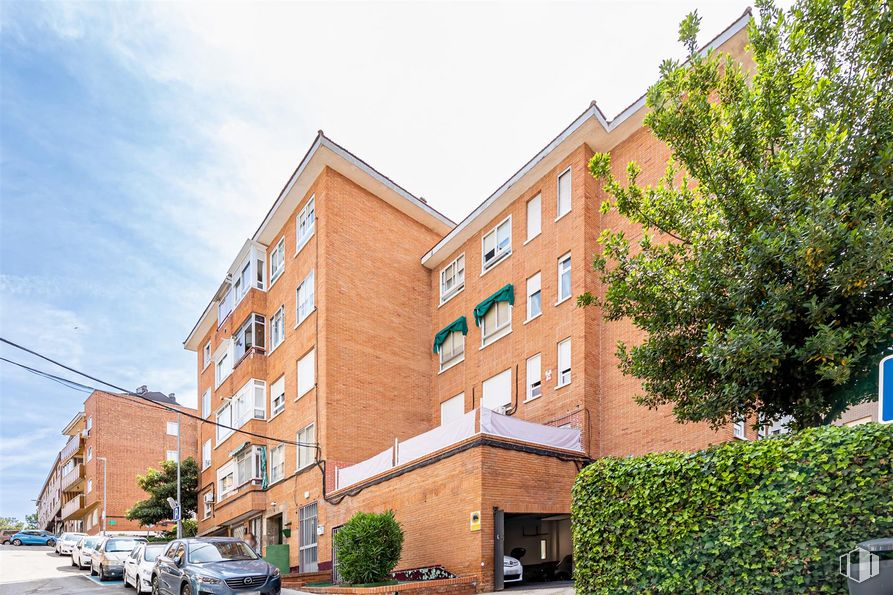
[168,393,176,402]
[135,385,148,395]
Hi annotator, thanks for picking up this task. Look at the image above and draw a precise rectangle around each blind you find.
[482,369,512,410]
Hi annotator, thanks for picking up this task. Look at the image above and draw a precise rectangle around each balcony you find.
[61,495,85,520]
[60,463,85,492]
[60,435,84,463]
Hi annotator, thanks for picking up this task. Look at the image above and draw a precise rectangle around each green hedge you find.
[334,510,404,585]
[572,424,893,593]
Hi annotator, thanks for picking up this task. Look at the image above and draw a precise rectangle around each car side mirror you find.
[173,555,183,567]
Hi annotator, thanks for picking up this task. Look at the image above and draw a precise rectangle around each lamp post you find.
[97,457,108,535]
[176,411,182,539]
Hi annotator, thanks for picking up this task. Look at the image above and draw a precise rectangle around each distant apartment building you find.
[184,13,767,591]
[41,387,198,536]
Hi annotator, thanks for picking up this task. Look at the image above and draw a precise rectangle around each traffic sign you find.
[172,506,181,522]
[880,354,893,424]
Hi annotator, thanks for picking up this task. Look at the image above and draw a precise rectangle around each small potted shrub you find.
[334,510,404,585]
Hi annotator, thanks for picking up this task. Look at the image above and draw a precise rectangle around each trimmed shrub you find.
[334,510,404,585]
[572,424,893,593]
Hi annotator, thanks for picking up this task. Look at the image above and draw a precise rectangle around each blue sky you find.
[0,1,753,522]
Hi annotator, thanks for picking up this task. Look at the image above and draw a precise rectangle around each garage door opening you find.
[502,513,573,587]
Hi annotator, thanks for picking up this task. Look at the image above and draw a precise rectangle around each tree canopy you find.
[582,0,893,429]
[126,457,198,527]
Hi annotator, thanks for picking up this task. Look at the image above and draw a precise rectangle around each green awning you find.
[474,284,514,326]
[433,316,468,353]
[229,442,251,457]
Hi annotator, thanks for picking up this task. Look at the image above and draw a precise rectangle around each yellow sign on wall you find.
[470,511,481,532]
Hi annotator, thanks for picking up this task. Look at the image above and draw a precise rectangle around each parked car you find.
[1,529,19,544]
[91,536,147,581]
[504,555,523,583]
[9,530,57,547]
[55,532,87,555]
[151,537,281,595]
[71,535,105,570]
[124,541,167,593]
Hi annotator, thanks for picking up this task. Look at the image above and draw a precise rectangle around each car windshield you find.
[84,538,102,548]
[144,545,165,562]
[188,541,259,564]
[105,539,141,552]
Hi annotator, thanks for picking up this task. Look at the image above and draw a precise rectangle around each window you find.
[482,216,511,271]
[218,288,234,323]
[234,314,266,360]
[87,446,93,461]
[526,194,541,241]
[481,301,512,346]
[440,394,464,425]
[557,338,571,387]
[526,354,542,400]
[215,343,232,388]
[216,403,233,445]
[270,238,285,284]
[203,493,213,519]
[202,440,212,470]
[299,502,318,572]
[166,421,179,436]
[296,196,315,253]
[87,479,92,493]
[217,463,235,498]
[296,424,316,470]
[270,444,285,483]
[256,257,265,290]
[557,167,571,218]
[526,272,542,320]
[92,510,98,527]
[203,342,211,369]
[557,253,572,303]
[234,447,261,487]
[233,379,266,426]
[86,417,92,432]
[270,376,285,417]
[733,421,746,439]
[440,254,465,302]
[235,260,251,303]
[439,331,465,372]
[166,450,178,462]
[270,307,285,349]
[202,390,211,419]
[482,369,512,412]
[297,349,316,398]
[296,270,315,325]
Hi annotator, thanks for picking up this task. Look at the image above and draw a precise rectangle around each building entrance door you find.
[299,503,318,572]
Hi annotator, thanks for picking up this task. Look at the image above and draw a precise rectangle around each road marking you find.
[81,574,124,587]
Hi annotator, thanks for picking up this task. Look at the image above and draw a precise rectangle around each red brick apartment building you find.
[183,13,754,591]
[37,388,198,536]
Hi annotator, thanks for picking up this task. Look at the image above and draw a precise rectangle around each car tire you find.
[47,539,56,547]
[151,575,161,595]
[11,539,22,546]
[90,563,97,577]
[181,581,193,595]
[71,557,77,567]
[99,564,108,581]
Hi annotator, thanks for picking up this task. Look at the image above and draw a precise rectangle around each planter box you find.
[303,577,477,594]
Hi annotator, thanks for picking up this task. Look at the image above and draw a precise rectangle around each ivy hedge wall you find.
[572,424,892,593]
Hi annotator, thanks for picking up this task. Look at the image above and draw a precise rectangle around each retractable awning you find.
[433,316,468,353]
[473,284,514,326]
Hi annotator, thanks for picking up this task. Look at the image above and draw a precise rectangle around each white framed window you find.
[481,301,512,346]
[203,493,213,519]
[557,253,572,303]
[86,416,92,432]
[439,331,465,372]
[296,196,315,253]
[214,341,233,388]
[217,462,235,498]
[557,338,571,387]
[270,307,285,349]
[526,354,542,400]
[218,288,234,324]
[269,237,285,284]
[296,423,316,470]
[202,440,212,470]
[296,270,315,325]
[482,216,512,271]
[733,421,746,439]
[526,272,542,320]
[482,369,512,412]
[166,421,179,436]
[202,389,211,419]
[297,349,316,398]
[234,314,266,360]
[216,354,229,386]
[557,167,572,219]
[92,509,98,527]
[270,444,285,483]
[203,342,211,369]
[216,402,233,445]
[166,450,178,462]
[87,446,93,461]
[270,376,285,417]
[233,379,266,426]
[440,254,465,303]
[234,446,262,488]
[235,260,251,303]
[526,194,541,241]
[87,479,93,493]
[440,393,464,425]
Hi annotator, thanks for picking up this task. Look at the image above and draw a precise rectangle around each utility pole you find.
[97,457,108,536]
[176,411,182,539]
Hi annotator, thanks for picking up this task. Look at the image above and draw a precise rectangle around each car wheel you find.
[90,563,97,577]
[181,581,193,595]
[99,564,107,581]
[47,539,56,547]
[11,539,21,546]
[71,557,77,567]
[151,575,161,595]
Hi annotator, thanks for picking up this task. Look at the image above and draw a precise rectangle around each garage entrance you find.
[502,513,573,586]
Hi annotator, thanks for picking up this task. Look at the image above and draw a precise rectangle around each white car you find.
[55,532,86,555]
[123,541,167,593]
[71,535,104,570]
[504,555,523,583]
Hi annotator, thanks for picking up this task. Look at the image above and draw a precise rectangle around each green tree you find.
[583,0,893,429]
[0,517,24,530]
[333,511,404,585]
[24,512,38,529]
[125,457,198,527]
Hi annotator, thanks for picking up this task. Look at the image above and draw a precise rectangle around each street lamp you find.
[97,457,108,535]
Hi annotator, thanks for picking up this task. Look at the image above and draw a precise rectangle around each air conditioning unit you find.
[204,492,215,503]
[496,404,511,415]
